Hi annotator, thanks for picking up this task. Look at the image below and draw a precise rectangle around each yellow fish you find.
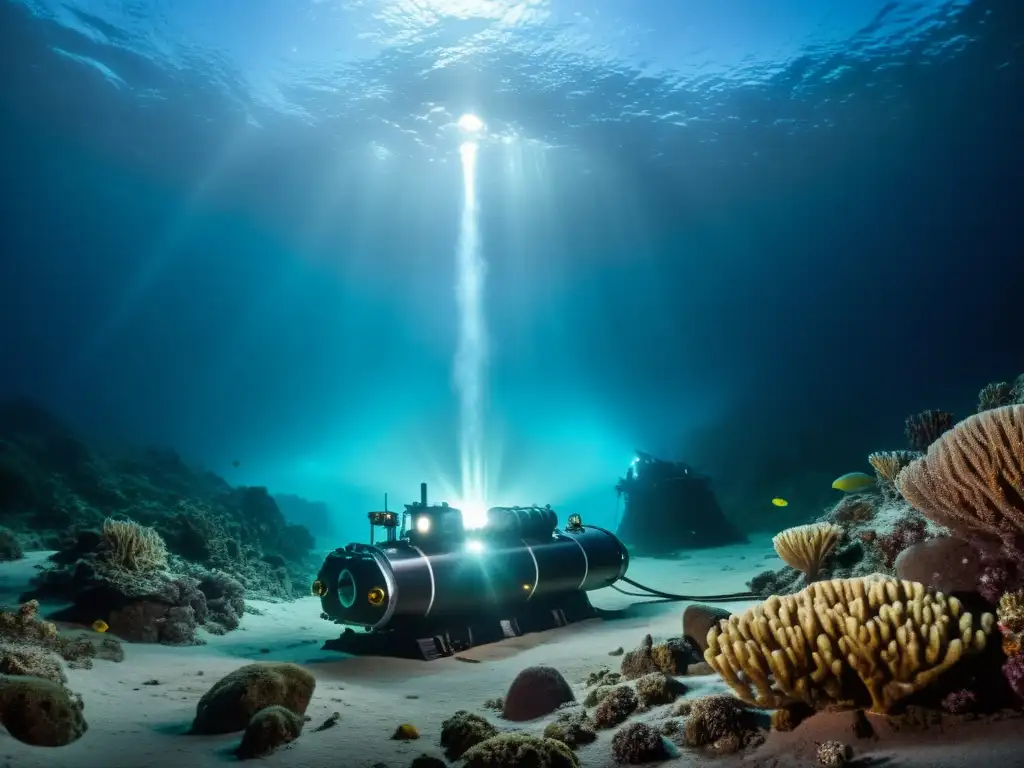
[91,619,109,633]
[771,498,788,507]
[831,472,875,492]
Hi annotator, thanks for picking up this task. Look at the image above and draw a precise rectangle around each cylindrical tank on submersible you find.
[314,499,629,631]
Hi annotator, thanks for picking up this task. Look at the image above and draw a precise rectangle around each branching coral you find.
[904,409,954,452]
[703,576,994,714]
[101,517,168,572]
[772,523,843,581]
[978,382,1014,413]
[894,405,1024,549]
[868,451,920,502]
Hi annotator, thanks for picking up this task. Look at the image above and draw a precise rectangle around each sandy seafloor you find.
[1,536,1022,768]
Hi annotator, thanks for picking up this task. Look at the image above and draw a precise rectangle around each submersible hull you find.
[315,523,629,659]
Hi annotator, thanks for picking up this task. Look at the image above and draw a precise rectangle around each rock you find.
[0,675,87,747]
[895,537,984,595]
[683,604,731,652]
[191,662,316,735]
[236,705,304,759]
[502,665,575,721]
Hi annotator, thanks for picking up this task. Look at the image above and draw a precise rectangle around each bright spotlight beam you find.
[453,117,488,530]
[458,113,484,133]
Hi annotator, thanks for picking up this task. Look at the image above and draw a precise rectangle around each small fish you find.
[231,460,241,468]
[832,472,875,492]
[91,619,109,633]
[771,498,789,507]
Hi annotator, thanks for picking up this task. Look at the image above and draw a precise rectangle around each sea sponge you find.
[772,523,843,581]
[191,662,316,734]
[100,517,168,572]
[0,674,88,747]
[610,722,667,764]
[543,709,596,749]
[592,686,638,728]
[620,634,689,679]
[895,405,1024,547]
[439,710,498,760]
[678,694,750,748]
[502,665,575,721]
[704,576,994,713]
[634,672,685,707]
[817,740,850,766]
[236,705,304,759]
[460,732,579,768]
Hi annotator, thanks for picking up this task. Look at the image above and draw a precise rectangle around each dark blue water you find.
[0,0,1020,538]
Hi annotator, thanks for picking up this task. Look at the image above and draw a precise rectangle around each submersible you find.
[312,482,629,659]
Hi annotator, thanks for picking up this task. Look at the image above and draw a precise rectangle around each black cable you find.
[617,575,757,603]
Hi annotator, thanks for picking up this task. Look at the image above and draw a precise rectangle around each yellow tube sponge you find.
[771,523,843,580]
[704,576,994,714]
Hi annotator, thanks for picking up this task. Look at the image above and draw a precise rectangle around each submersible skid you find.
[313,482,629,659]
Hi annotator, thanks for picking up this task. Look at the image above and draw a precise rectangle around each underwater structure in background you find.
[615,451,746,556]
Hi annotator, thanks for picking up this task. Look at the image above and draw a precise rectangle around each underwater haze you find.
[0,0,1021,540]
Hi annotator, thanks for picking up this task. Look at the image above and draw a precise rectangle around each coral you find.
[0,600,121,671]
[868,452,920,502]
[0,674,87,747]
[439,710,498,760]
[978,381,1014,413]
[904,409,954,452]
[678,694,751,749]
[650,638,691,675]
[610,722,667,764]
[620,634,691,679]
[704,576,995,713]
[584,668,620,688]
[0,643,67,688]
[582,685,613,707]
[873,513,930,568]
[895,405,1024,550]
[191,662,316,735]
[1002,653,1024,700]
[236,705,304,759]
[828,495,878,525]
[0,398,318,605]
[543,709,597,749]
[634,672,685,707]
[816,740,850,766]
[998,589,1024,633]
[940,688,978,714]
[100,517,168,572]
[461,733,579,768]
[502,665,575,721]
[772,523,843,580]
[593,686,638,728]
[620,635,660,679]
[997,589,1024,655]
[393,723,420,739]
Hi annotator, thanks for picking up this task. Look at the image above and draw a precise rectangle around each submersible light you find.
[314,481,755,659]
